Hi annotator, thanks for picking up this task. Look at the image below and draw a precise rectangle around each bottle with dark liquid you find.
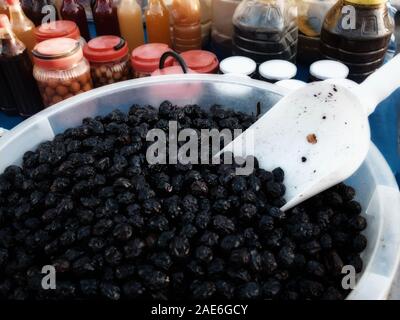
[0,14,43,116]
[20,0,34,21]
[0,65,16,114]
[232,0,298,64]
[93,0,120,36]
[31,0,59,26]
[320,0,394,82]
[61,0,90,41]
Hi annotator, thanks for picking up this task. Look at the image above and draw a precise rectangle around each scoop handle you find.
[355,53,400,115]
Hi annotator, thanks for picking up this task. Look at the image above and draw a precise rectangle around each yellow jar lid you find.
[345,0,387,5]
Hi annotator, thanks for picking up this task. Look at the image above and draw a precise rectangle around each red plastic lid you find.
[34,21,81,43]
[33,37,83,70]
[131,43,173,73]
[83,36,129,63]
[0,14,10,28]
[174,50,219,74]
[151,66,196,76]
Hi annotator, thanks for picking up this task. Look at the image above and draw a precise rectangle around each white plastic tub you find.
[0,128,8,138]
[0,74,399,300]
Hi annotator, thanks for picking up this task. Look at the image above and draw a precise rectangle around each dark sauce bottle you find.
[0,66,16,115]
[320,0,394,82]
[20,0,35,22]
[93,0,120,36]
[232,0,298,64]
[0,14,43,117]
[61,0,90,41]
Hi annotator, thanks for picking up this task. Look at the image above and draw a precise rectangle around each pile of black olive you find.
[0,102,367,300]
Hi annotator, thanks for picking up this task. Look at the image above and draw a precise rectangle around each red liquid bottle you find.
[61,0,90,41]
[31,0,59,26]
[20,0,34,22]
[0,14,43,116]
[93,0,120,36]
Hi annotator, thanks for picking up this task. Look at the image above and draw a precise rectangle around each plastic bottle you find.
[0,66,15,115]
[320,0,394,82]
[20,0,34,21]
[0,14,43,116]
[6,0,36,58]
[61,0,90,41]
[171,0,202,52]
[145,0,172,47]
[232,0,298,63]
[93,0,120,36]
[211,0,240,57]
[117,0,144,52]
[54,0,63,17]
[297,0,336,64]
[199,0,211,45]
[31,0,59,26]
[0,0,9,17]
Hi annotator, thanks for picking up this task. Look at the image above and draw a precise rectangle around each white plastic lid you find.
[310,60,349,80]
[219,56,257,75]
[259,60,297,81]
[276,79,307,91]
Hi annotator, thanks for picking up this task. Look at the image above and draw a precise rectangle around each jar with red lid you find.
[131,43,173,78]
[34,20,86,46]
[32,37,93,107]
[173,50,219,74]
[151,51,196,76]
[83,35,132,88]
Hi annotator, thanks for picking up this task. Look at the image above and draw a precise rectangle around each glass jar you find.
[34,20,86,46]
[83,35,132,88]
[173,50,219,73]
[152,51,197,75]
[232,0,298,63]
[131,43,173,78]
[32,37,93,107]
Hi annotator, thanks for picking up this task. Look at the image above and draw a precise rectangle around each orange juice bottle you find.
[145,0,172,47]
[6,0,35,59]
[171,0,201,52]
[117,0,144,52]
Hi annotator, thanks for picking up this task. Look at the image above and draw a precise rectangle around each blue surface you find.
[0,112,24,130]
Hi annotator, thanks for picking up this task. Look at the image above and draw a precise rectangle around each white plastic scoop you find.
[223,54,400,211]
